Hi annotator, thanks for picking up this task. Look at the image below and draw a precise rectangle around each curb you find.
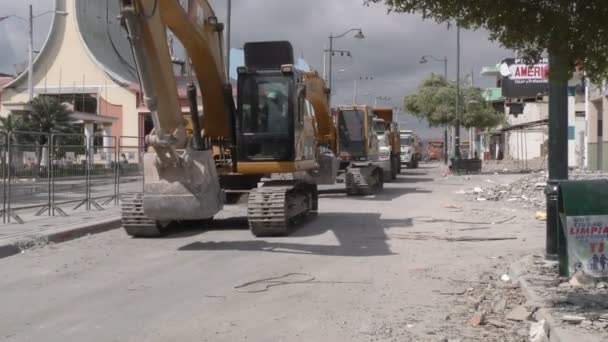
[510,256,602,342]
[0,217,121,260]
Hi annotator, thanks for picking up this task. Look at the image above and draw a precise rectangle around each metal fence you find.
[0,131,144,224]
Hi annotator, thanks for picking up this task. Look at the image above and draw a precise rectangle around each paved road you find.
[0,164,545,341]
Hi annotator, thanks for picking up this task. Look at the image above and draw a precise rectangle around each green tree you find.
[22,96,76,134]
[0,114,27,142]
[366,0,608,81]
[20,96,77,173]
[404,73,503,129]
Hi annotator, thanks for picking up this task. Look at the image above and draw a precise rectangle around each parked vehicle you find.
[427,140,445,161]
[400,130,422,168]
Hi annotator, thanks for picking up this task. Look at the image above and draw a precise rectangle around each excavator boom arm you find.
[119,0,231,149]
[303,72,337,153]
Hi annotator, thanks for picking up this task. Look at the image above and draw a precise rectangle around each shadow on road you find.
[319,186,432,201]
[157,217,249,239]
[177,212,414,257]
[389,176,435,184]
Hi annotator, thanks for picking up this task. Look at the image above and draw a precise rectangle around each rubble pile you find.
[521,255,608,338]
[469,170,608,210]
[438,270,542,342]
[482,157,547,173]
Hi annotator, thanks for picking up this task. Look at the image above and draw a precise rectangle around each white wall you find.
[504,97,578,164]
[507,130,545,160]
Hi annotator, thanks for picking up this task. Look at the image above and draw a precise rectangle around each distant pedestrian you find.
[591,254,600,271]
[119,153,128,175]
[600,254,608,271]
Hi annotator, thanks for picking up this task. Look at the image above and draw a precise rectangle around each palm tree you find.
[0,114,26,143]
[21,96,76,174]
[23,96,75,134]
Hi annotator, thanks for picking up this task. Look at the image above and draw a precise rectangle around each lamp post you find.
[454,24,461,159]
[419,54,448,164]
[328,28,365,104]
[0,6,68,101]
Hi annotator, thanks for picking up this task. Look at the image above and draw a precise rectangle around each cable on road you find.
[233,273,371,293]
[234,273,316,293]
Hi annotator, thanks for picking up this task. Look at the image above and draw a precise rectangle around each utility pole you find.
[353,78,357,104]
[225,0,231,83]
[322,44,327,81]
[28,4,34,101]
[584,73,589,169]
[327,29,365,104]
[545,52,569,260]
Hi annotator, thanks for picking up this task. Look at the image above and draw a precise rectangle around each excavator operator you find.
[263,91,288,133]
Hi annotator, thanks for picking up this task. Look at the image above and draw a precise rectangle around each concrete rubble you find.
[466,170,608,210]
[515,255,608,340]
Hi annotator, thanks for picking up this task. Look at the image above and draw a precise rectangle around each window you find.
[237,75,294,161]
[338,109,366,158]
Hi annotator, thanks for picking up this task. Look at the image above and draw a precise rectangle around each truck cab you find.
[373,117,396,180]
[400,130,421,168]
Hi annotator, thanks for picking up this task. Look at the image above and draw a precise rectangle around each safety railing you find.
[0,131,145,224]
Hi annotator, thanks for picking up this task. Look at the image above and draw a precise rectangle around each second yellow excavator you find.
[119,0,319,237]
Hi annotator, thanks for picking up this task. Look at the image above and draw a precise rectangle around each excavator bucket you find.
[142,150,223,221]
[314,150,340,185]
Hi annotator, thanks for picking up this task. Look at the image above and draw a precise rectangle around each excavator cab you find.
[235,41,316,174]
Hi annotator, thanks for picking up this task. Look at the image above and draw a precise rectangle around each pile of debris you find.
[438,269,547,342]
[468,170,608,210]
[482,157,547,173]
[518,255,608,340]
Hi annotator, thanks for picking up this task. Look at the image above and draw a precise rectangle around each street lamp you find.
[0,6,68,101]
[328,28,365,103]
[420,54,449,164]
[353,76,373,104]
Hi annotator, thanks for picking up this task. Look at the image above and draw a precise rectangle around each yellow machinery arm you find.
[119,0,226,228]
[119,0,231,150]
[303,71,337,154]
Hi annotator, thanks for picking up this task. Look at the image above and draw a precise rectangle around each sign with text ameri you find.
[499,58,549,98]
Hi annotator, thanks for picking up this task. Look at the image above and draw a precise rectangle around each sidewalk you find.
[511,255,608,342]
[0,207,121,259]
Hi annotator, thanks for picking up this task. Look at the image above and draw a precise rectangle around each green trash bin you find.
[558,180,608,280]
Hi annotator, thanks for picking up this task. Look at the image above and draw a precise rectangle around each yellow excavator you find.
[298,70,384,195]
[302,71,339,185]
[336,104,384,195]
[119,0,318,237]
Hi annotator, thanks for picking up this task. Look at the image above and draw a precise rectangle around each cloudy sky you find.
[0,0,512,138]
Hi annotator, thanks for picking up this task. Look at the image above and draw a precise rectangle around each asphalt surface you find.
[0,164,545,341]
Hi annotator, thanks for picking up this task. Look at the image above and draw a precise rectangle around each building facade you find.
[587,83,608,171]
[481,61,583,169]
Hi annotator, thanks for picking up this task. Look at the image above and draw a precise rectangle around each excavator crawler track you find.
[121,194,165,237]
[247,183,315,237]
[345,167,383,196]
